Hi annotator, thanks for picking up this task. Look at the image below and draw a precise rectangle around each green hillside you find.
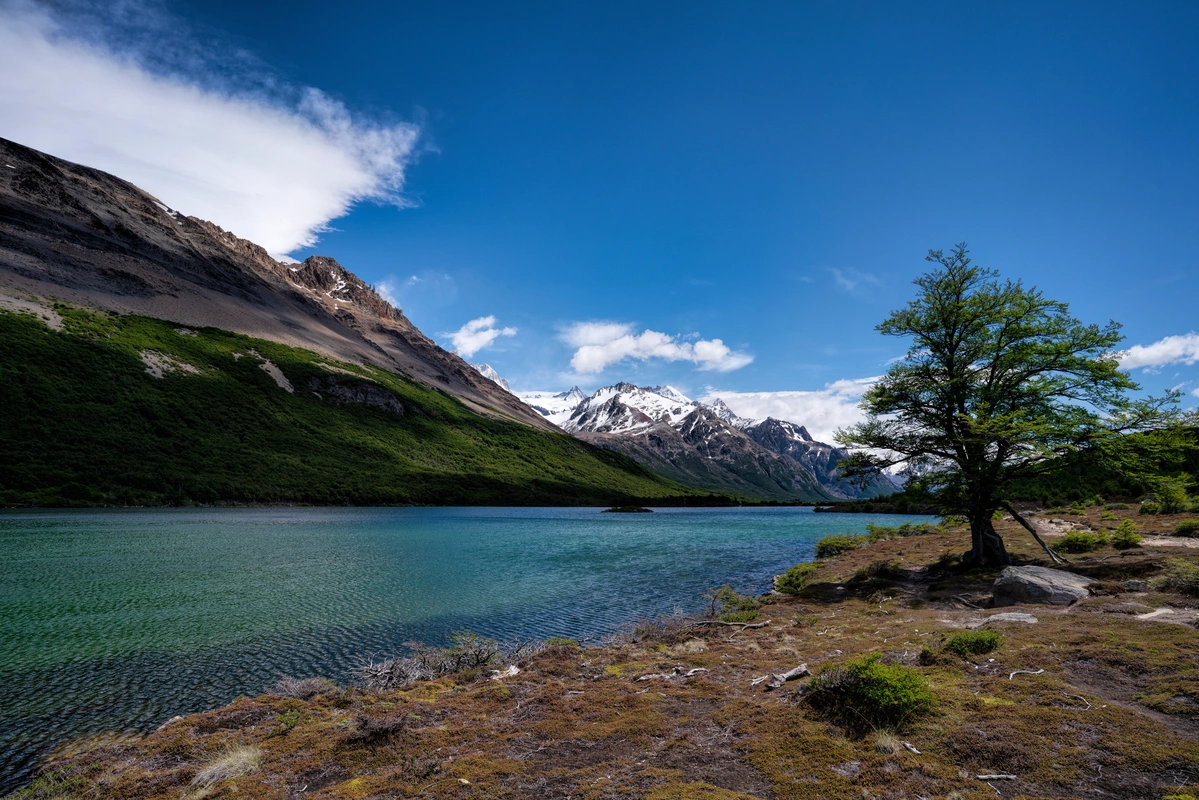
[0,306,711,507]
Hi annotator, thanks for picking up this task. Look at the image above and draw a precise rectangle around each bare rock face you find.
[0,136,551,431]
[992,566,1095,606]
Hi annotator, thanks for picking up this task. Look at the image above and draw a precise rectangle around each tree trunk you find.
[961,515,1012,568]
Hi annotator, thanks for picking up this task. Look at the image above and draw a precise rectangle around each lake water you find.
[0,506,934,793]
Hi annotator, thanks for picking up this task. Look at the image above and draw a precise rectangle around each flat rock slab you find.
[980,612,1039,625]
[992,566,1095,606]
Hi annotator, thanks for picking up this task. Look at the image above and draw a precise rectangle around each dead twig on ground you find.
[1008,668,1044,680]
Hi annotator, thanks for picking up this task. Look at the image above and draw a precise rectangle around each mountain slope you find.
[0,306,702,506]
[0,136,549,431]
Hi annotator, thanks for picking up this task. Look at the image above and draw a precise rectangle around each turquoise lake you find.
[0,506,934,792]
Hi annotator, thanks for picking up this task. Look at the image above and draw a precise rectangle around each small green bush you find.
[815,534,862,558]
[710,585,761,622]
[1106,502,1130,510]
[1191,499,1199,513]
[1155,559,1199,597]
[806,653,934,731]
[943,629,1004,657]
[1174,520,1199,537]
[1159,482,1190,515]
[1111,520,1142,550]
[775,563,819,595]
[1140,501,1161,515]
[1056,530,1109,553]
[1099,510,1115,520]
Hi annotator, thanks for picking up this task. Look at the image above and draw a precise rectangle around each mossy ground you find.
[13,505,1199,799]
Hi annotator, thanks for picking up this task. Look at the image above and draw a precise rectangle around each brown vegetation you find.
[14,503,1199,800]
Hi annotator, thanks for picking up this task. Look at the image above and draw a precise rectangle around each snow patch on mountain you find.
[470,363,511,393]
[516,387,588,426]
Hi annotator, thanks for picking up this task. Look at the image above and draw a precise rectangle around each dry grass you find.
[16,501,1199,800]
[190,745,260,786]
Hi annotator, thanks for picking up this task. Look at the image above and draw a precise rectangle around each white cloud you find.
[375,279,401,308]
[561,322,753,374]
[829,268,882,293]
[699,378,878,446]
[446,316,517,358]
[1116,333,1199,370]
[0,1,420,257]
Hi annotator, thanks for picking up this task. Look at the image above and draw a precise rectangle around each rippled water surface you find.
[0,506,933,792]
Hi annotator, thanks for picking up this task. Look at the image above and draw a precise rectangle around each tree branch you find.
[1000,502,1067,564]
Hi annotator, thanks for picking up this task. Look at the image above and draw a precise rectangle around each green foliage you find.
[1056,530,1109,553]
[815,534,862,559]
[1111,520,1142,550]
[815,520,948,560]
[805,654,934,731]
[1100,510,1115,520]
[1107,502,1130,510]
[1140,502,1161,515]
[1155,559,1199,596]
[5,769,88,799]
[836,244,1183,566]
[706,585,761,622]
[943,629,1004,657]
[0,309,702,507]
[1159,480,1191,514]
[774,563,819,595]
[1174,520,1199,537]
[544,637,579,647]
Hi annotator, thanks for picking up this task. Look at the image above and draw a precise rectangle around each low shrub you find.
[349,713,410,744]
[1111,520,1142,550]
[1140,501,1161,515]
[1174,520,1199,537]
[774,562,819,595]
[1056,530,1109,553]
[274,676,337,699]
[1155,559,1199,596]
[1100,510,1115,520]
[943,629,1004,657]
[1106,502,1130,510]
[1191,499,1199,513]
[815,534,862,559]
[851,559,905,583]
[710,585,761,622]
[352,632,541,689]
[805,654,933,731]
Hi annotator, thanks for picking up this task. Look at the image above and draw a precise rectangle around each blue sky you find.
[2,0,1197,441]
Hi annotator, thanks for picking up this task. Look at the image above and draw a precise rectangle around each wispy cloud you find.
[562,322,753,375]
[699,378,877,446]
[446,316,517,358]
[1116,333,1199,371]
[829,268,882,293]
[0,1,421,257]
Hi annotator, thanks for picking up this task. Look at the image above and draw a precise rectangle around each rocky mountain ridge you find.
[0,136,551,431]
[516,381,893,501]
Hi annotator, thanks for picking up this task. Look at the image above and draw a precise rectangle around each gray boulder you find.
[992,566,1096,606]
[980,612,1039,625]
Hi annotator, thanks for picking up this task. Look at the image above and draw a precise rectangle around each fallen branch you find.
[635,667,708,682]
[1008,668,1045,681]
[690,619,771,630]
[952,594,984,609]
[1064,692,1093,710]
[1002,502,1068,565]
[902,741,921,754]
[750,663,810,690]
[977,774,1018,780]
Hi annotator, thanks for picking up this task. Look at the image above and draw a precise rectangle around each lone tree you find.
[837,244,1180,567]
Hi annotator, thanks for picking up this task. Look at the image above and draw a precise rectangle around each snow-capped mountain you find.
[470,363,511,393]
[513,382,891,501]
[515,387,588,426]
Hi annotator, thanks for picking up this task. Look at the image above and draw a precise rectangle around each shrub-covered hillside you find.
[0,306,708,507]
